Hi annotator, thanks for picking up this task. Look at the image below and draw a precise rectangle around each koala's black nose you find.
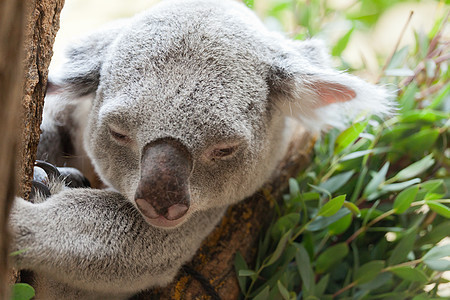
[134,138,192,222]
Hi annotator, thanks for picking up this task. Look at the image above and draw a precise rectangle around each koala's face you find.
[84,16,290,228]
[54,0,391,228]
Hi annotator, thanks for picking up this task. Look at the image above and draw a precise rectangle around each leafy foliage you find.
[236,0,449,299]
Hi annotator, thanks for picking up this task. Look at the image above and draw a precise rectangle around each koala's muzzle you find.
[135,139,192,225]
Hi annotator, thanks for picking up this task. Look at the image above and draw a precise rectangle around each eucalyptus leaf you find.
[364,162,389,197]
[253,285,270,300]
[316,243,348,274]
[343,201,361,217]
[318,195,346,217]
[426,201,450,218]
[334,121,368,154]
[328,213,352,235]
[393,185,419,214]
[277,281,290,300]
[423,259,450,271]
[389,266,428,283]
[423,244,450,261]
[266,229,292,266]
[381,178,421,192]
[388,229,417,265]
[11,283,35,300]
[394,154,435,181]
[295,244,315,293]
[289,178,300,199]
[355,260,385,285]
[319,171,354,194]
[307,208,351,231]
[234,252,248,293]
[332,26,354,57]
[340,147,390,161]
[239,269,257,277]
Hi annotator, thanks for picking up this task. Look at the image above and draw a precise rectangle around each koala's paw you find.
[31,161,91,202]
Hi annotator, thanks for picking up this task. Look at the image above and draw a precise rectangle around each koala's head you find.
[48,0,392,228]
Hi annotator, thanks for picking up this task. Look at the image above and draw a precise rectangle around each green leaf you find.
[332,26,354,57]
[426,201,450,218]
[243,0,254,9]
[399,83,418,112]
[239,269,256,277]
[389,266,428,283]
[343,201,361,217]
[271,213,300,240]
[289,178,300,199]
[9,249,29,257]
[253,285,270,300]
[388,230,417,266]
[381,178,421,193]
[315,274,330,297]
[266,229,292,266]
[277,281,290,300]
[316,243,349,274]
[355,260,385,285]
[384,68,415,77]
[423,244,450,261]
[357,272,393,291]
[393,185,419,214]
[423,259,450,271]
[11,283,35,300]
[328,213,352,235]
[364,162,389,197]
[319,171,354,194]
[423,244,450,271]
[395,129,440,156]
[401,109,450,123]
[340,147,390,161]
[308,208,351,231]
[302,192,320,201]
[334,121,368,154]
[295,244,315,293]
[234,252,248,293]
[318,195,346,217]
[387,46,409,70]
[428,82,450,109]
[417,221,450,246]
[394,154,435,181]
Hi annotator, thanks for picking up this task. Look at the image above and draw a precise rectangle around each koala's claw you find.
[58,167,91,188]
[30,180,51,199]
[35,160,61,179]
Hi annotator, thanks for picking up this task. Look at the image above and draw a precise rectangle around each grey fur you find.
[9,0,393,298]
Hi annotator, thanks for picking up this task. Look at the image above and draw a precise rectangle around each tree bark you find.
[139,127,314,299]
[0,0,64,297]
[20,0,65,199]
[0,1,28,297]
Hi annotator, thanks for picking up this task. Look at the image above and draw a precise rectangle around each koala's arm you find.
[10,189,225,297]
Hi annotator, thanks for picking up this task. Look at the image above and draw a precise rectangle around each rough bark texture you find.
[138,128,314,299]
[0,1,29,298]
[19,0,65,199]
[0,0,64,296]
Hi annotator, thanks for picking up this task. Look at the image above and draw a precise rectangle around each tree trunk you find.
[0,1,28,297]
[138,127,314,299]
[0,0,64,297]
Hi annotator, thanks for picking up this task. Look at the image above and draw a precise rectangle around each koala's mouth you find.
[142,214,187,229]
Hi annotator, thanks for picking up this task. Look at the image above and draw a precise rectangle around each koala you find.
[9,0,393,299]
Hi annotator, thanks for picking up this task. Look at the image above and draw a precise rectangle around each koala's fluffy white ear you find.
[269,38,394,131]
[47,20,126,98]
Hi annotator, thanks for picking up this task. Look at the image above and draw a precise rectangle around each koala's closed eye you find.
[109,126,131,143]
[206,142,242,161]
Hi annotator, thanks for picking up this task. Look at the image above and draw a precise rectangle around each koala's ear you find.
[269,39,394,130]
[47,20,126,98]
